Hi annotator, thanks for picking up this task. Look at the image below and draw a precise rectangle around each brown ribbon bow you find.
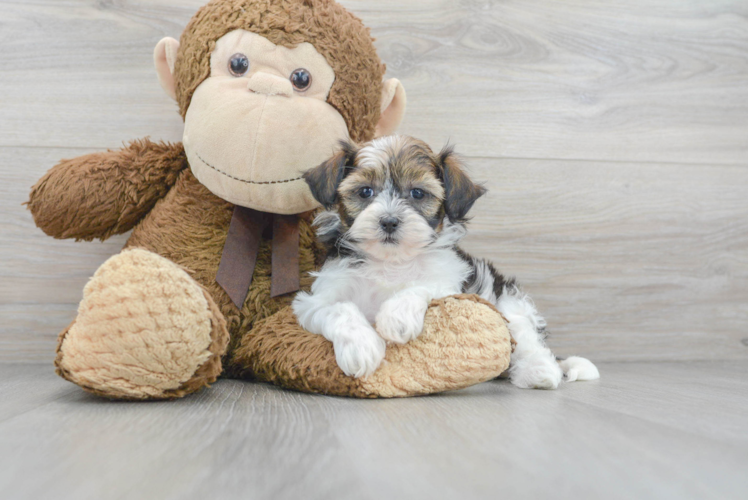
[216,206,301,309]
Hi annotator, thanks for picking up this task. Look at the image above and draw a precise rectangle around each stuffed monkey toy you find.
[27,0,513,400]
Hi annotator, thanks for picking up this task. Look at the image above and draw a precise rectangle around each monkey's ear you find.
[439,146,487,222]
[154,37,180,101]
[303,141,358,209]
[374,79,407,138]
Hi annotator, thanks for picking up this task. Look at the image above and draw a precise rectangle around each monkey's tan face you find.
[183,29,350,213]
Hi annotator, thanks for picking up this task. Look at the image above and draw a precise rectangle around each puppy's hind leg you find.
[559,356,600,382]
[496,287,563,390]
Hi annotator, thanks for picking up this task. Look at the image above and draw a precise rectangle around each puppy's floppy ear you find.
[438,145,487,222]
[303,140,358,209]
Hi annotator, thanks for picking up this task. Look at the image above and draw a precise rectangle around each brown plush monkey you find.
[27,0,512,400]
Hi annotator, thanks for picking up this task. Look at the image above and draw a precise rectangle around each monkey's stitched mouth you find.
[247,89,290,98]
[194,151,304,185]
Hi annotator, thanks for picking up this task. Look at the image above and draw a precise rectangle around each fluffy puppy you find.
[292,135,599,389]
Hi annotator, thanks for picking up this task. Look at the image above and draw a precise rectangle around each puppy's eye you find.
[290,68,312,91]
[229,53,250,77]
[410,188,426,200]
[359,187,374,199]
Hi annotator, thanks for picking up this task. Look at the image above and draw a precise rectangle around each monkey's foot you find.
[228,294,512,398]
[55,248,230,400]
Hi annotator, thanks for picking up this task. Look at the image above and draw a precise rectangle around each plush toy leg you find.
[227,294,513,398]
[55,248,230,400]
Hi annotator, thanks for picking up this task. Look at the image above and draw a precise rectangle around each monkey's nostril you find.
[380,217,400,234]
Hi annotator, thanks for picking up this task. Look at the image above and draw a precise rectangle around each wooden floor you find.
[0,362,746,500]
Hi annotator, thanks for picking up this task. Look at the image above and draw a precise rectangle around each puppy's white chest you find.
[371,277,412,295]
[352,277,411,322]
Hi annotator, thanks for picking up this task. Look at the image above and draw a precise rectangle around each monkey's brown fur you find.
[29,139,187,242]
[27,0,512,400]
[176,0,385,142]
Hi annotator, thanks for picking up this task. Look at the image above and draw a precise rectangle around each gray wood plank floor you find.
[1,362,746,500]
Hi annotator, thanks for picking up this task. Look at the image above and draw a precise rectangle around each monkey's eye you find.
[410,188,426,200]
[358,187,374,199]
[228,53,250,77]
[290,68,312,91]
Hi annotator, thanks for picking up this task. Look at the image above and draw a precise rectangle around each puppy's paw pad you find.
[375,298,427,344]
[560,356,600,382]
[510,352,563,390]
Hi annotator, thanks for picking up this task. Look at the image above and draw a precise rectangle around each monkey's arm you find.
[28,139,187,241]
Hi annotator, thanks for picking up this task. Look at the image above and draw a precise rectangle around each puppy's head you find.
[304,135,486,261]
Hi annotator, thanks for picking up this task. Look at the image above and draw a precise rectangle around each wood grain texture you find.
[366,0,748,164]
[1,0,746,162]
[1,0,748,363]
[0,362,746,500]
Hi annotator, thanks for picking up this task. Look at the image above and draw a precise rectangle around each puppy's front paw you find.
[334,327,386,378]
[510,351,563,390]
[375,297,428,344]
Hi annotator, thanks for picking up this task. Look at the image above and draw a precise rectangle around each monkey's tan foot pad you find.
[229,294,512,398]
[363,294,512,397]
[55,248,229,400]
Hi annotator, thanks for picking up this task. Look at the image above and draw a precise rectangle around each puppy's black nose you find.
[380,217,400,234]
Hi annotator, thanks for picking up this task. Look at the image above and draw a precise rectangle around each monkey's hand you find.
[27,138,187,241]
